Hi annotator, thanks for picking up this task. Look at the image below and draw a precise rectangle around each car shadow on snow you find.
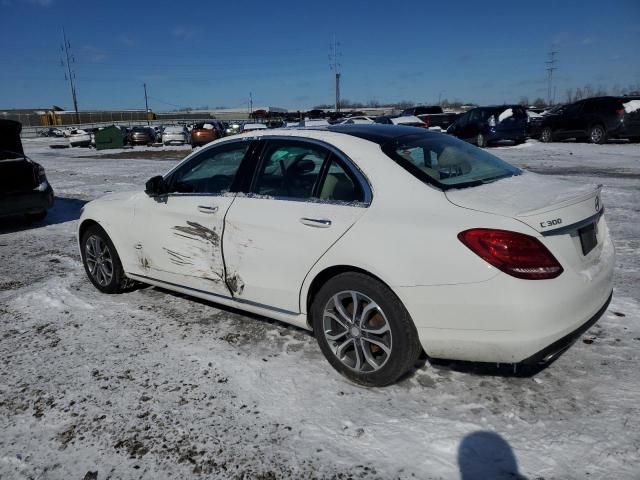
[0,196,87,234]
[458,431,526,480]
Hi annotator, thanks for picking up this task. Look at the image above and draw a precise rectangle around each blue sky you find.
[1,0,638,111]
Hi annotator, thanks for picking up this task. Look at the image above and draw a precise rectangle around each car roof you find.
[327,124,440,144]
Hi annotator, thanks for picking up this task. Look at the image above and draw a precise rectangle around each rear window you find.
[382,134,520,190]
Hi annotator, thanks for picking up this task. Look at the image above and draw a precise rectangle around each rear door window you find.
[254,141,328,199]
[318,159,363,202]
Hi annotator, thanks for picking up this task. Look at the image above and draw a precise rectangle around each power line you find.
[329,35,341,112]
[60,27,80,123]
[545,47,558,105]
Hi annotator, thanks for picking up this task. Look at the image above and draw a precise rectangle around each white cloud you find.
[171,25,199,40]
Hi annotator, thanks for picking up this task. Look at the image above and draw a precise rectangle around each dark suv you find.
[539,96,640,144]
[446,105,528,147]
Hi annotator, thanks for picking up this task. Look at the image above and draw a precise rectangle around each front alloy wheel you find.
[540,127,553,143]
[85,234,114,287]
[81,224,133,294]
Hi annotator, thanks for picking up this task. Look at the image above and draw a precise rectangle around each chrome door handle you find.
[300,217,332,228]
[198,205,219,214]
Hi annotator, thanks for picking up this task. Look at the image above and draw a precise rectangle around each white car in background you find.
[162,126,189,145]
[337,116,375,125]
[241,123,268,133]
[78,125,614,386]
[67,129,92,147]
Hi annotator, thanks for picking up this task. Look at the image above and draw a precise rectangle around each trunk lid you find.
[445,172,609,276]
[0,119,25,159]
[445,172,601,234]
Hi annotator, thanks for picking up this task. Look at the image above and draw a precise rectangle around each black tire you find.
[26,210,47,222]
[80,224,133,294]
[540,127,553,143]
[311,272,422,387]
[476,133,487,148]
[589,124,607,144]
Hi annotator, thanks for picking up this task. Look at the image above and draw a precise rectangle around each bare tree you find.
[518,96,530,106]
[533,97,547,108]
[565,89,574,103]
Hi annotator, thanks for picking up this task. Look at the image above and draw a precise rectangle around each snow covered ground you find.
[1,138,639,479]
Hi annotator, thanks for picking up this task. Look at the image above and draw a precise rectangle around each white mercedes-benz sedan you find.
[78,125,614,386]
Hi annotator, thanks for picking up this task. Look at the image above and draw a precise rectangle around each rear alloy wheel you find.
[312,273,422,387]
[476,133,487,148]
[540,127,553,143]
[81,225,134,294]
[589,125,607,144]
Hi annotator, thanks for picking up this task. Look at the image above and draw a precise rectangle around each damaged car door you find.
[134,140,252,295]
[223,138,370,313]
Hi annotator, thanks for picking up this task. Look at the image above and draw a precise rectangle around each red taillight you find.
[616,108,625,116]
[458,228,563,280]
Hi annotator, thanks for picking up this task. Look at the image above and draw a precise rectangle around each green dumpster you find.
[95,125,124,150]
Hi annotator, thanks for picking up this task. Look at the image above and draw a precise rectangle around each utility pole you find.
[143,83,149,125]
[249,92,253,117]
[329,35,341,112]
[546,47,558,106]
[61,27,80,124]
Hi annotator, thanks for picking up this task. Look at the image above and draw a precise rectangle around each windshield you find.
[382,134,521,190]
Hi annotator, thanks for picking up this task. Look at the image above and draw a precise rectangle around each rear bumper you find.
[521,291,611,365]
[609,124,640,138]
[396,235,615,363]
[163,136,186,144]
[0,183,54,217]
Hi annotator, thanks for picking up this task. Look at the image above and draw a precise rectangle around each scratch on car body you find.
[172,222,219,247]
[163,248,193,266]
[166,222,224,283]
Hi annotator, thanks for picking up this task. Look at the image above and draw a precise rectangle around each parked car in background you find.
[337,116,375,125]
[191,121,224,147]
[447,106,528,147]
[161,126,189,146]
[128,127,156,146]
[0,120,54,222]
[41,127,64,137]
[528,105,563,139]
[539,96,640,144]
[375,115,427,128]
[226,123,242,136]
[296,119,330,128]
[78,125,614,386]
[241,123,268,132]
[401,105,460,131]
[151,126,163,142]
[68,129,92,147]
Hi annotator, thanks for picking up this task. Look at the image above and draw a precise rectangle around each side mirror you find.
[145,175,168,196]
